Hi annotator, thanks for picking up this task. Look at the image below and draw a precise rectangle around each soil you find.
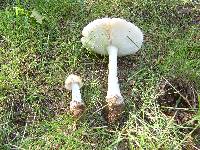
[156,77,200,148]
[156,77,199,124]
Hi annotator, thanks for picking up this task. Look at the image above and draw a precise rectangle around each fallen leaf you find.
[30,9,44,24]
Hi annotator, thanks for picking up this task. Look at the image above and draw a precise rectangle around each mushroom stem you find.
[71,83,82,102]
[65,74,85,118]
[107,45,122,99]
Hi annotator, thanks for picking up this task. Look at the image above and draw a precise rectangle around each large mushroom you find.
[81,18,143,123]
[65,74,85,118]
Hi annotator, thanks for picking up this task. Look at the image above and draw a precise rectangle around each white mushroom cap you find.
[65,74,82,90]
[81,18,143,56]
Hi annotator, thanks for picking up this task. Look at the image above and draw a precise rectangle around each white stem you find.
[107,45,122,98]
[71,83,82,103]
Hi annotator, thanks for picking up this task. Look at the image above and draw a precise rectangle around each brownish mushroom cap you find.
[65,74,82,90]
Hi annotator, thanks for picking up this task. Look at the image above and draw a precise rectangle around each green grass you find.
[0,0,200,149]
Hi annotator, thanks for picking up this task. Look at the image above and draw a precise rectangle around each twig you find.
[8,144,25,150]
[90,104,107,116]
[127,36,139,48]
[160,106,198,111]
[91,126,108,129]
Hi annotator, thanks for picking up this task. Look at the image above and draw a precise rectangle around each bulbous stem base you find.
[105,95,124,123]
[70,101,85,118]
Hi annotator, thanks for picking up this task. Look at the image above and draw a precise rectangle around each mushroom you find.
[65,74,85,118]
[81,18,143,123]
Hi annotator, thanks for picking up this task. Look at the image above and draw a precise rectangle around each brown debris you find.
[182,135,198,150]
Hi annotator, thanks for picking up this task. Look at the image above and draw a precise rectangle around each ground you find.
[0,0,200,149]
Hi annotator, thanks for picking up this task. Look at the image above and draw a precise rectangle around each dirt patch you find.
[117,139,130,150]
[156,77,200,148]
[176,2,200,25]
[156,77,199,124]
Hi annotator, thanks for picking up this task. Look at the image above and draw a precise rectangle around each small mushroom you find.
[81,18,143,123]
[65,74,85,118]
